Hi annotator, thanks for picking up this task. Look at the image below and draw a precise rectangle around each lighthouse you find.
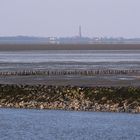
[79,25,82,38]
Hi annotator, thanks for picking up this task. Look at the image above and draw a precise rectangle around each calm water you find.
[0,109,140,140]
[0,50,140,63]
[0,50,140,71]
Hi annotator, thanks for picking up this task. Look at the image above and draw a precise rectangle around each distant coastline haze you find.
[0,0,140,38]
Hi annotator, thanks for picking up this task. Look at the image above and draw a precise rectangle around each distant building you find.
[48,37,59,44]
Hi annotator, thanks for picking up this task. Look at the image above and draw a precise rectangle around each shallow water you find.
[0,109,140,140]
[0,50,140,71]
[0,50,140,63]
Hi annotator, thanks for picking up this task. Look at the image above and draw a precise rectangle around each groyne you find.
[0,85,140,113]
[0,69,139,76]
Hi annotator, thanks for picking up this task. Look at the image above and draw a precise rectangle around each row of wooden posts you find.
[0,69,139,76]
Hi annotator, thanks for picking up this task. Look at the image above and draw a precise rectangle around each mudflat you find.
[0,74,139,87]
[0,44,140,86]
[0,44,140,51]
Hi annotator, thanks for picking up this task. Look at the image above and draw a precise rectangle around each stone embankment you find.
[0,85,140,113]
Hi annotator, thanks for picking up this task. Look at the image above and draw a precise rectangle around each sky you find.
[0,0,140,38]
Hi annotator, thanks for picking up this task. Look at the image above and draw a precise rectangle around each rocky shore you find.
[0,85,140,113]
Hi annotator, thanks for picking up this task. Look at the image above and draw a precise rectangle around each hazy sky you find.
[0,0,140,38]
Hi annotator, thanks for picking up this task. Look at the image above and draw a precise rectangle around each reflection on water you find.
[0,50,140,63]
[0,50,140,71]
[0,109,140,140]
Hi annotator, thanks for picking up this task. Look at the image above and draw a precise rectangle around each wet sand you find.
[0,44,140,51]
[0,74,139,87]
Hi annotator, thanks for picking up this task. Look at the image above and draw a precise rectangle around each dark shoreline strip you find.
[0,44,140,51]
[0,85,140,113]
[0,69,139,76]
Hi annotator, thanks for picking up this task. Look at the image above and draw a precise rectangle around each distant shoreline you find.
[0,44,140,51]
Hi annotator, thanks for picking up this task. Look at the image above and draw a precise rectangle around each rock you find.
[101,97,107,101]
[0,85,139,113]
[40,104,44,109]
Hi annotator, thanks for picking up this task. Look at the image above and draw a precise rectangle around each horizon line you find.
[0,35,140,39]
